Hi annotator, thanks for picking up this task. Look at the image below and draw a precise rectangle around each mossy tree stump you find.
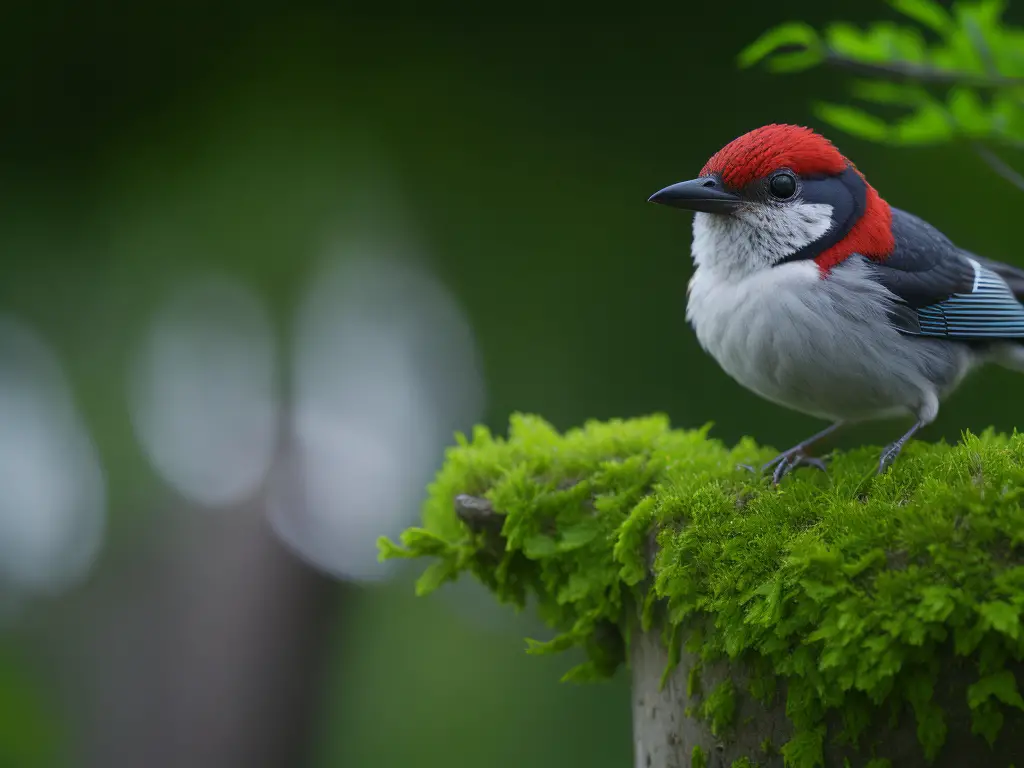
[379,415,1024,767]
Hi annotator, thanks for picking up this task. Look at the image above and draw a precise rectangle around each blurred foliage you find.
[740,0,1024,150]
[384,414,1024,764]
[0,644,64,767]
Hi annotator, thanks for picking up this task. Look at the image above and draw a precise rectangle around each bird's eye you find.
[769,172,797,200]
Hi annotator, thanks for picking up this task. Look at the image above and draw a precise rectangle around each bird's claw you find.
[876,442,903,475]
[771,452,828,485]
[739,452,829,485]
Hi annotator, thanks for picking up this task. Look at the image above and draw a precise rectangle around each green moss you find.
[692,744,708,768]
[747,657,777,706]
[379,413,1024,765]
[700,679,737,737]
[687,664,701,698]
[731,758,757,768]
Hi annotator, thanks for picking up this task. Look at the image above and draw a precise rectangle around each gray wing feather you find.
[913,260,1024,339]
[866,208,1024,340]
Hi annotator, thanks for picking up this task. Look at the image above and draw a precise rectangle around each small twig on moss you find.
[822,50,1024,89]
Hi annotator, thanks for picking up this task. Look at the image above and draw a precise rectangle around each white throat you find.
[691,201,834,277]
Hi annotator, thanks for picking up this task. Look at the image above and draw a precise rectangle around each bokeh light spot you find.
[129,274,280,508]
[0,317,106,597]
[269,240,485,582]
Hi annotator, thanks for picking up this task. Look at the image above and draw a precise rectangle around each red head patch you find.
[701,124,848,189]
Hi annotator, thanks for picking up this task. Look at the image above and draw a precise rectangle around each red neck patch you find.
[814,171,894,275]
[701,124,847,189]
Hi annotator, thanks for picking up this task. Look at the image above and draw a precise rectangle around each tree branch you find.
[823,50,1024,89]
[971,142,1024,192]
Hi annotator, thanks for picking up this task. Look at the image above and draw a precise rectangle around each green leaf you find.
[915,701,948,760]
[887,0,954,35]
[557,572,596,604]
[841,548,885,577]
[905,671,947,761]
[991,92,1024,143]
[699,679,737,737]
[850,80,928,106]
[376,536,413,561]
[970,699,1005,746]
[956,0,1009,40]
[660,623,684,690]
[892,102,956,144]
[525,632,578,656]
[978,600,1021,639]
[402,527,453,555]
[764,50,826,74]
[557,519,600,551]
[949,87,991,135]
[738,22,822,70]
[523,533,558,558]
[814,103,891,141]
[916,585,958,623]
[780,726,826,768]
[415,558,459,595]
[968,669,1024,710]
[826,22,889,62]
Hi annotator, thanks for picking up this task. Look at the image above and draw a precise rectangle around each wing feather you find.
[865,208,1024,340]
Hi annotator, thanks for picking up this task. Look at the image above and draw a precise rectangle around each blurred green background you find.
[3,3,1024,767]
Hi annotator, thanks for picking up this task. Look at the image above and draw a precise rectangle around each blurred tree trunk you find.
[61,485,340,768]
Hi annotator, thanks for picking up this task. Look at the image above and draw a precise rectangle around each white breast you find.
[684,254,970,423]
[686,259,825,411]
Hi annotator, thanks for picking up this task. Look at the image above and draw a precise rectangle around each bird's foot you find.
[876,441,905,475]
[771,452,828,485]
[739,450,828,485]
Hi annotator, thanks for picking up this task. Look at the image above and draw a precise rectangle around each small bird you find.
[649,123,1024,484]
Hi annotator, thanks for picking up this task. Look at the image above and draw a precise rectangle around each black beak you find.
[648,177,742,214]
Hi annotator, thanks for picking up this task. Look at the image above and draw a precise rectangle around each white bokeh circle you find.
[129,274,280,508]
[268,241,486,582]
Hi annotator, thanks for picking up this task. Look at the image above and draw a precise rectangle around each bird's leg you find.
[739,421,843,484]
[877,420,924,475]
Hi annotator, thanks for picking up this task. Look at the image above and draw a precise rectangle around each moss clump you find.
[700,679,737,737]
[379,413,1024,765]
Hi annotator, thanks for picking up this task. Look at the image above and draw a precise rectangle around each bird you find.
[648,123,1024,485]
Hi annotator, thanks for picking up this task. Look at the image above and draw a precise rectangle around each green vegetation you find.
[380,414,1024,765]
[740,0,1024,154]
